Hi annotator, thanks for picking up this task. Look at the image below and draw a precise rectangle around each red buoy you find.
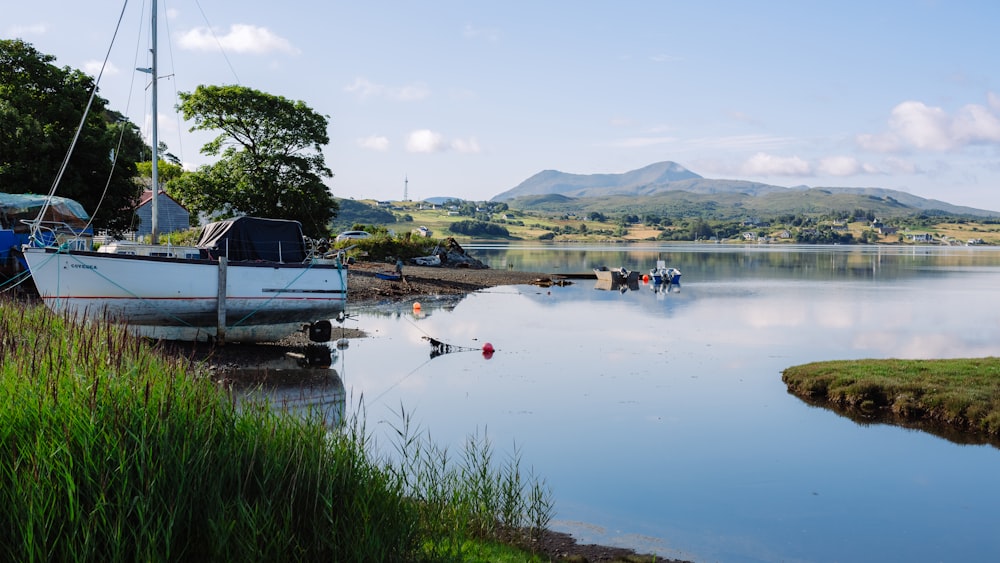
[482,342,494,359]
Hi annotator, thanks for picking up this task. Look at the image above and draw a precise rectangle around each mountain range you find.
[491,161,1000,218]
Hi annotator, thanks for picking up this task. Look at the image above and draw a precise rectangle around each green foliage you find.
[330,198,396,232]
[449,220,510,238]
[783,358,1000,438]
[795,227,855,244]
[135,159,184,184]
[0,296,561,562]
[170,85,338,238]
[386,408,554,560]
[0,296,419,561]
[0,39,147,234]
[335,225,439,261]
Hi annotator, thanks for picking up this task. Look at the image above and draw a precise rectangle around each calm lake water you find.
[303,244,1000,562]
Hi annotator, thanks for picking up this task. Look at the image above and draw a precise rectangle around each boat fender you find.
[308,320,333,343]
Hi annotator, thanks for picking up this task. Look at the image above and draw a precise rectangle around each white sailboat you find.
[21,0,347,343]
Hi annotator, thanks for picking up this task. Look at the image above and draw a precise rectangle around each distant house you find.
[877,226,898,235]
[742,232,757,241]
[135,189,190,236]
[910,233,933,243]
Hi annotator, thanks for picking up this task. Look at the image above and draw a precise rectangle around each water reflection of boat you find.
[594,266,639,284]
[595,277,640,292]
[649,260,681,285]
[228,346,346,426]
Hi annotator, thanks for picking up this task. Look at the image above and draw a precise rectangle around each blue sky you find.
[6,1,1000,211]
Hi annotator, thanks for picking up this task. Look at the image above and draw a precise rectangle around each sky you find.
[5,0,1000,211]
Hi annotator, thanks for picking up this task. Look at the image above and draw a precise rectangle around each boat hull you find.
[22,247,347,342]
[594,267,639,284]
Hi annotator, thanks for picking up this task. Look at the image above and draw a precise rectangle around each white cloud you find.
[344,77,383,98]
[7,23,46,36]
[179,24,299,55]
[83,60,119,77]
[406,130,446,153]
[451,137,481,153]
[953,103,1000,144]
[357,135,390,151]
[394,83,431,102]
[858,95,1000,153]
[741,152,811,176]
[402,130,479,154]
[344,77,429,101]
[817,156,861,176]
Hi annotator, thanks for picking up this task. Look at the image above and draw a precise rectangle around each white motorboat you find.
[649,260,681,285]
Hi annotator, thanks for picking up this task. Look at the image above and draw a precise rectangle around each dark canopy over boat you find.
[197,217,307,262]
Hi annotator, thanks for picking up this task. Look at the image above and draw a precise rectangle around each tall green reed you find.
[1,294,556,562]
[383,404,555,560]
[0,296,418,561]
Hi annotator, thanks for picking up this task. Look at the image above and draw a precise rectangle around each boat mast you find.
[149,0,159,244]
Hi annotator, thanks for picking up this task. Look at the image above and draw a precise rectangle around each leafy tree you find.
[448,220,509,237]
[135,160,184,185]
[0,39,147,233]
[171,85,337,238]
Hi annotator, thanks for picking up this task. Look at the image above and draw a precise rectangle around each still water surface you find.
[314,244,1000,562]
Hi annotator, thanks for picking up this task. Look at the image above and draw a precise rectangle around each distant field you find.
[355,200,1000,245]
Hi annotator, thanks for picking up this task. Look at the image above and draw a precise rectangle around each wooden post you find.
[217,256,227,345]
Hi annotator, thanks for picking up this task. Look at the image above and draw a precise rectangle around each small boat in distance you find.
[594,266,639,284]
[650,260,681,285]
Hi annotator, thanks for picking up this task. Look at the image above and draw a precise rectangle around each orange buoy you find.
[643,274,649,283]
[412,302,421,311]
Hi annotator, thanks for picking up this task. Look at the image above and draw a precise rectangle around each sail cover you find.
[196,217,307,262]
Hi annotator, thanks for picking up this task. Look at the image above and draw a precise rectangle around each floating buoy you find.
[412,302,421,311]
[642,274,649,283]
[482,342,494,359]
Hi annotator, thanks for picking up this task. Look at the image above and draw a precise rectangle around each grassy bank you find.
[0,296,553,562]
[782,358,1000,439]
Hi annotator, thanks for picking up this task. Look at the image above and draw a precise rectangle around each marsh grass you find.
[382,404,554,561]
[782,357,1000,436]
[0,295,553,561]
